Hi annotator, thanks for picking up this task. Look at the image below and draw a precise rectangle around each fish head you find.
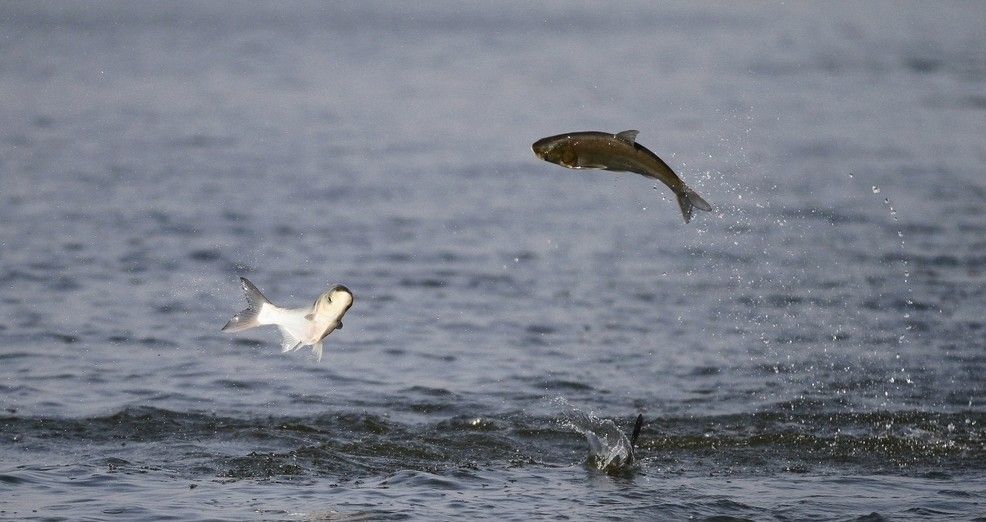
[533,134,571,160]
[313,284,354,316]
[531,136,555,160]
[328,284,354,312]
[532,135,576,168]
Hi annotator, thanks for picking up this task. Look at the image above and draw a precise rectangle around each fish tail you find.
[675,185,713,223]
[221,277,272,333]
[627,414,644,465]
[630,414,643,447]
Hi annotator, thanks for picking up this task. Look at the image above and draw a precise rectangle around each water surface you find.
[1,2,984,519]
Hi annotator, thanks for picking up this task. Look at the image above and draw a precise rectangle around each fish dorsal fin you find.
[615,130,639,144]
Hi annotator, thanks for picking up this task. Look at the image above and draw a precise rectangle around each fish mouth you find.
[531,137,553,158]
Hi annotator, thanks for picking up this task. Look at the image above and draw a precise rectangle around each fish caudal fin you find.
[675,186,713,223]
[630,414,643,447]
[221,277,272,333]
[627,414,644,465]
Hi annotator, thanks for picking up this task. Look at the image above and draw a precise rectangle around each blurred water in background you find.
[1,1,984,519]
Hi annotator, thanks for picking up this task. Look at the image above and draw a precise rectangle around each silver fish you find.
[222,277,354,362]
[532,130,713,223]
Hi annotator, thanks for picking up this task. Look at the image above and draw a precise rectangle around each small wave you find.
[961,94,986,109]
[213,379,257,390]
[903,56,942,74]
[0,352,37,361]
[220,451,306,479]
[690,366,721,377]
[232,338,266,347]
[401,386,455,398]
[540,380,596,392]
[852,513,890,522]
[937,489,973,497]
[376,469,465,490]
[434,415,503,432]
[169,134,235,149]
[45,332,80,344]
[398,277,447,288]
[525,324,556,335]
[187,248,223,262]
[0,474,30,485]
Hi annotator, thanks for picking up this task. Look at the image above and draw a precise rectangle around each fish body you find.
[532,130,712,222]
[221,277,353,362]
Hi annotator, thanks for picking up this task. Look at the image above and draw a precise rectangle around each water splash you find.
[880,194,913,345]
[553,398,636,473]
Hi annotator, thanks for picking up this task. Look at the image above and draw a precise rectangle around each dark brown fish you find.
[532,130,712,223]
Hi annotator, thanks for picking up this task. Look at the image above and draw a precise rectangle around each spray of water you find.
[552,398,636,473]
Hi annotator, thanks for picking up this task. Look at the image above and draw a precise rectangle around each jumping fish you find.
[532,130,712,223]
[221,277,353,362]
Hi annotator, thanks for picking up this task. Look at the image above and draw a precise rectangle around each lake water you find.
[1,2,984,519]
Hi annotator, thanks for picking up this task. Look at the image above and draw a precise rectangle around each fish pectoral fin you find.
[312,342,325,363]
[304,312,314,320]
[615,129,639,144]
[315,322,341,343]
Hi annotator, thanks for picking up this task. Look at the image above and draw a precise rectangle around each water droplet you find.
[872,186,881,194]
[848,172,854,178]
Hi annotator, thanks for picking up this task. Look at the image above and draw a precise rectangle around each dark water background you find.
[1,1,984,519]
